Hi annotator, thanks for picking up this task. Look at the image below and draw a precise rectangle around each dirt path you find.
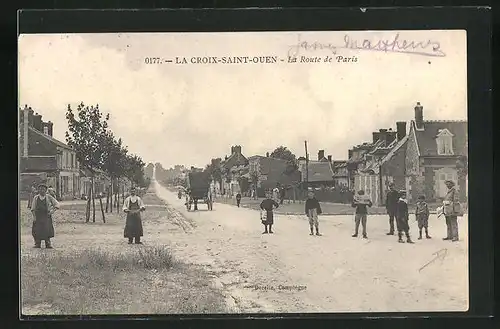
[153,179,469,313]
[20,180,469,314]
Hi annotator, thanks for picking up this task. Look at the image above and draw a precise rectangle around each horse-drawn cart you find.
[185,172,213,211]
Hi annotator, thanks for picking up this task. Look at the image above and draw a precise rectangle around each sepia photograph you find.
[18,30,468,315]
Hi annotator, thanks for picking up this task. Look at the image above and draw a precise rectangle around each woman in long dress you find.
[122,187,146,244]
[31,183,59,248]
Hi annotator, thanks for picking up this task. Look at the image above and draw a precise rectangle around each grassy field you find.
[20,191,227,315]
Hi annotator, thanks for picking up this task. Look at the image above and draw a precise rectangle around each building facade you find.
[19,105,80,200]
[405,102,468,203]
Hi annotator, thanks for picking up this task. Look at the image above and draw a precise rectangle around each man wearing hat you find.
[123,186,146,244]
[30,182,60,248]
[442,180,460,242]
[385,182,400,235]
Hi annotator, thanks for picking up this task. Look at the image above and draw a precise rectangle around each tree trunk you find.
[109,179,113,213]
[293,187,296,203]
[99,194,106,223]
[91,176,96,223]
[85,185,91,222]
[105,185,109,213]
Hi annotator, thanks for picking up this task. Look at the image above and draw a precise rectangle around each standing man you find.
[236,192,242,207]
[442,180,461,242]
[123,187,146,244]
[31,183,59,248]
[351,189,372,239]
[385,182,400,235]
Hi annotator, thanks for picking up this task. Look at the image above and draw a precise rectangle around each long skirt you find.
[264,211,274,225]
[124,213,143,238]
[396,216,409,232]
[32,214,55,241]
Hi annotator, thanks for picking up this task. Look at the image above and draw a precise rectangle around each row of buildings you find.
[202,102,468,205]
[19,105,129,201]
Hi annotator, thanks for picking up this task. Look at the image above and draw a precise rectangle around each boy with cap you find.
[396,190,414,243]
[415,195,431,240]
[351,189,372,239]
[385,182,400,235]
[305,188,322,236]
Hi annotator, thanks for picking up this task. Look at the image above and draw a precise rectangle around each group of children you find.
[258,185,431,242]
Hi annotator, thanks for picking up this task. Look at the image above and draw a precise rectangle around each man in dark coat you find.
[305,189,322,236]
[385,182,400,235]
[396,191,414,244]
[31,183,59,248]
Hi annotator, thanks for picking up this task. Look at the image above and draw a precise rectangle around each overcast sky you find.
[18,30,466,168]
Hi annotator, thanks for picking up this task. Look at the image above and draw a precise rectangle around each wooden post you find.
[304,140,309,195]
[91,176,96,223]
[99,195,106,223]
[85,184,91,222]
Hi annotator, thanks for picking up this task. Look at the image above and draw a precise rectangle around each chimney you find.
[318,150,325,161]
[234,145,241,154]
[33,112,43,131]
[22,106,29,157]
[415,102,424,129]
[348,149,353,159]
[327,155,332,163]
[372,132,380,143]
[266,152,269,157]
[231,146,235,154]
[396,121,407,141]
[28,107,34,126]
[47,121,53,136]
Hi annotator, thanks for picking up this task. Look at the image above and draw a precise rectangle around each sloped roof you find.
[362,135,409,173]
[306,161,334,182]
[28,126,72,150]
[222,151,248,170]
[248,155,288,175]
[413,120,467,156]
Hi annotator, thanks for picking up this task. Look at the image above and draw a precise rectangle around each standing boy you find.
[416,195,431,240]
[305,189,322,236]
[396,190,414,243]
[260,190,279,234]
[351,190,372,239]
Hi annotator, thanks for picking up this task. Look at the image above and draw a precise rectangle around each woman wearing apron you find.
[31,183,59,248]
[123,187,146,244]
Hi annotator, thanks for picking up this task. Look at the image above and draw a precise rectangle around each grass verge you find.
[21,245,227,315]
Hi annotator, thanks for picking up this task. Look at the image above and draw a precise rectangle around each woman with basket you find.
[260,190,279,234]
[442,180,463,242]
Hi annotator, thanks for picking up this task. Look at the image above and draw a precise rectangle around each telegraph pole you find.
[304,140,309,190]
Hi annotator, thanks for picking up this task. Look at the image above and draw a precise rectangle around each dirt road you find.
[153,180,469,313]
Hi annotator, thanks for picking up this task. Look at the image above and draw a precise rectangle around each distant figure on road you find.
[123,187,146,245]
[396,191,414,244]
[305,189,322,236]
[47,185,57,200]
[279,186,286,205]
[236,193,242,207]
[31,183,59,249]
[272,185,280,203]
[351,189,372,239]
[27,184,37,209]
[415,195,431,240]
[260,190,279,234]
[385,182,400,236]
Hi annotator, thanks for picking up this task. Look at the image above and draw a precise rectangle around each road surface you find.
[152,179,469,313]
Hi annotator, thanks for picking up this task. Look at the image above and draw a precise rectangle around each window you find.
[436,129,454,155]
[43,126,49,134]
